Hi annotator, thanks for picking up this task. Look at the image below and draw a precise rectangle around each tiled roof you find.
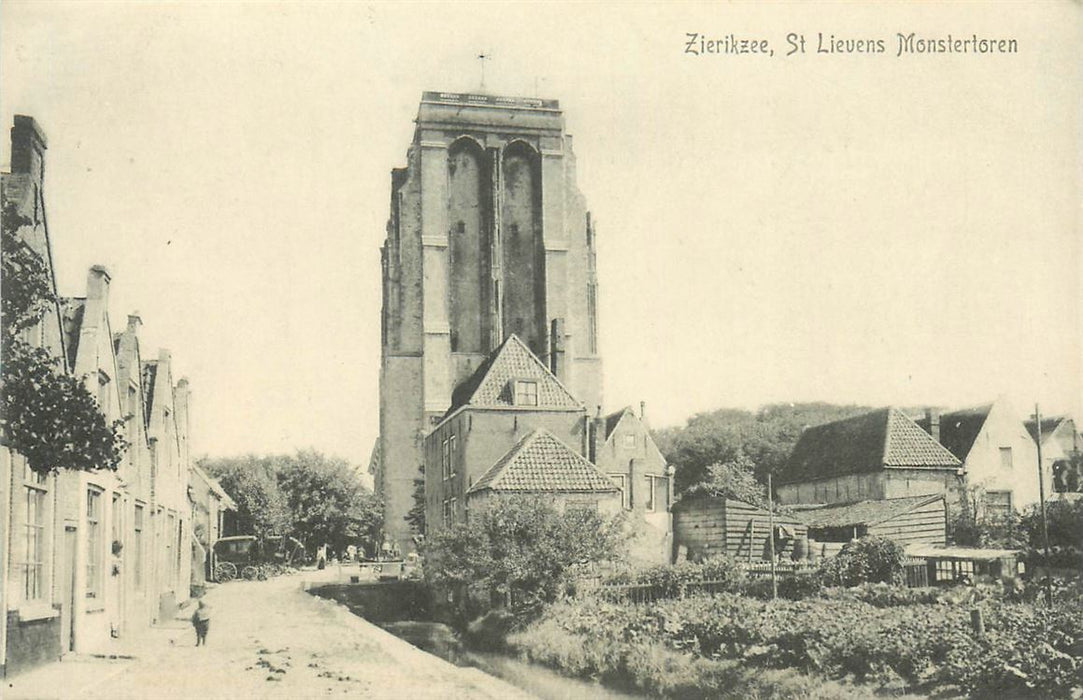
[446,334,581,416]
[794,494,943,529]
[468,429,619,494]
[917,404,991,462]
[780,408,960,485]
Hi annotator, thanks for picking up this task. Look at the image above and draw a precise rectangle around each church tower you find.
[378,91,602,551]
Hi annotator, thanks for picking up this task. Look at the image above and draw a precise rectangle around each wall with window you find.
[961,398,1047,510]
[424,408,586,531]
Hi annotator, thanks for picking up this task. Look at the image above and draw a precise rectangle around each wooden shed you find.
[793,494,947,553]
[672,496,808,563]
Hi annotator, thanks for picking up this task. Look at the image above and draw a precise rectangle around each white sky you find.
[2,2,1080,467]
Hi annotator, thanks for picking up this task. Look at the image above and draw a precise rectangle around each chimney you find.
[639,401,646,420]
[548,318,566,379]
[86,265,111,302]
[590,405,605,463]
[11,115,47,183]
[127,312,143,334]
[925,408,941,444]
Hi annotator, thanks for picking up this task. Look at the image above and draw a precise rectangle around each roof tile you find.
[468,429,619,494]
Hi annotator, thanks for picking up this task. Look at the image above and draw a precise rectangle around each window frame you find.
[23,485,47,601]
[608,473,630,510]
[86,488,103,599]
[512,379,539,407]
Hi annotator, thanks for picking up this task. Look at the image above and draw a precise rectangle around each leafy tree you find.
[277,449,383,556]
[423,496,625,616]
[200,450,384,557]
[405,464,425,535]
[680,452,768,509]
[1,201,126,474]
[200,455,292,538]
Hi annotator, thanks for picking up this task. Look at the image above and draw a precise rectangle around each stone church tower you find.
[378,91,602,551]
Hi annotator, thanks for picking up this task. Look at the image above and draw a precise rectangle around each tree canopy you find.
[200,450,383,556]
[1,201,126,474]
[423,496,626,615]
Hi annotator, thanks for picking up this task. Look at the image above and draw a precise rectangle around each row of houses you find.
[673,397,1080,571]
[1,116,234,678]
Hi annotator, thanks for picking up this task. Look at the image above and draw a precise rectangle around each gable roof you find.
[780,407,960,485]
[445,334,581,417]
[793,494,944,529]
[917,404,992,461]
[468,429,619,494]
[1024,416,1066,445]
[604,407,634,438]
[59,297,86,373]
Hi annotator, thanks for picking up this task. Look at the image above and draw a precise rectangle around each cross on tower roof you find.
[477,52,490,91]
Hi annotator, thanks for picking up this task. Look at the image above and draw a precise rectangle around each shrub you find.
[817,536,905,586]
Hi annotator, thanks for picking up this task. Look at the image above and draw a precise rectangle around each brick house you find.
[589,405,674,564]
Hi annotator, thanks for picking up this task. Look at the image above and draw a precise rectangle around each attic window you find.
[622,434,636,448]
[513,380,538,406]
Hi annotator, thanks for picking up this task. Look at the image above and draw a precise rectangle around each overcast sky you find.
[2,2,1080,468]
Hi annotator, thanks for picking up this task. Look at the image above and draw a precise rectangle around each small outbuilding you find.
[904,544,1024,585]
[672,496,808,563]
[792,494,947,558]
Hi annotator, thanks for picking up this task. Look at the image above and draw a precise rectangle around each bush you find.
[817,536,905,587]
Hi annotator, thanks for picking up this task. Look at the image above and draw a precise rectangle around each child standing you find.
[192,599,211,646]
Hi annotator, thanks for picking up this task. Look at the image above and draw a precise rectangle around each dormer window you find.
[513,379,539,406]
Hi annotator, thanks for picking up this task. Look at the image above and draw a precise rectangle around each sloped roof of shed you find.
[793,494,943,529]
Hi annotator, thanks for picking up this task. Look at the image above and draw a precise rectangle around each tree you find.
[1,201,126,474]
[200,450,384,556]
[405,464,426,536]
[276,449,383,556]
[200,455,292,538]
[681,452,769,509]
[423,496,625,616]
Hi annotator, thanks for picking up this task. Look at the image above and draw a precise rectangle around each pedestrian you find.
[192,599,211,647]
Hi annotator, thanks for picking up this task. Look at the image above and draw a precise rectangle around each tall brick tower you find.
[378,91,603,551]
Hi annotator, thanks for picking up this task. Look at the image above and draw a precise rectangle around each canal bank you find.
[307,580,644,700]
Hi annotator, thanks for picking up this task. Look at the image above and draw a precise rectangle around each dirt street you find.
[72,571,530,700]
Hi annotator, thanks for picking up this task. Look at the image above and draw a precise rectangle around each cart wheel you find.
[215,561,237,582]
[241,565,258,580]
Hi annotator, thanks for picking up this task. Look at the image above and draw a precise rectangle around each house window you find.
[608,474,630,509]
[984,490,1013,520]
[513,380,539,406]
[24,486,46,600]
[442,437,451,480]
[442,499,451,525]
[622,434,636,449]
[448,435,457,477]
[646,475,670,513]
[999,447,1013,469]
[449,497,458,520]
[87,489,103,599]
[133,504,144,586]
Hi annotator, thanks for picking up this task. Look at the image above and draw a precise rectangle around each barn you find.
[792,494,947,558]
[672,496,808,563]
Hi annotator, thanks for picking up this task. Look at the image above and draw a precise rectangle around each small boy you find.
[192,600,211,646]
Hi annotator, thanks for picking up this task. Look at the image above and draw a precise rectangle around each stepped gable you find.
[468,429,619,494]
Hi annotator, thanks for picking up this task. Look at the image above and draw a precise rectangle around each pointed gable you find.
[918,404,992,462]
[468,429,619,494]
[781,407,960,485]
[446,334,581,415]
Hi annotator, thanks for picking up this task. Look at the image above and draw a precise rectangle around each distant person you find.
[317,544,327,570]
[192,600,211,647]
